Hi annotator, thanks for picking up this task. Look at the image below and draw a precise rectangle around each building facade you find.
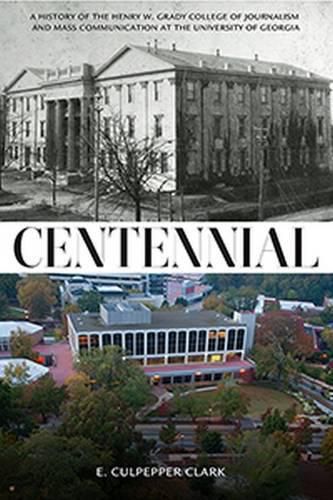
[67,301,254,384]
[3,42,331,191]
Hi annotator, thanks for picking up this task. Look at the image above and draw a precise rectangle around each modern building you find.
[0,357,49,384]
[67,301,254,384]
[2,42,331,191]
[0,321,44,353]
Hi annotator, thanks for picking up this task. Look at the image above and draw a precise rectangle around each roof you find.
[0,358,49,384]
[132,45,329,82]
[143,359,254,376]
[0,321,43,339]
[69,309,244,333]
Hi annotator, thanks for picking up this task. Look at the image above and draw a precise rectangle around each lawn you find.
[173,383,302,419]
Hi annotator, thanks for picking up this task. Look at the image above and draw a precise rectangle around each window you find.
[127,84,134,103]
[280,88,287,105]
[103,334,111,346]
[300,117,306,136]
[113,334,122,348]
[104,87,110,105]
[188,331,197,353]
[147,332,156,355]
[240,148,247,171]
[127,116,135,138]
[154,81,161,101]
[168,331,177,354]
[154,115,163,137]
[282,147,288,167]
[198,330,206,351]
[26,97,30,112]
[157,331,166,354]
[43,147,46,163]
[12,121,17,137]
[213,115,223,139]
[317,89,324,106]
[24,146,31,167]
[40,120,45,138]
[319,144,325,163]
[136,333,144,356]
[299,88,305,104]
[160,152,168,173]
[12,98,16,113]
[227,329,235,350]
[186,81,195,100]
[236,329,245,350]
[214,82,222,103]
[104,117,111,138]
[262,117,269,136]
[36,147,41,163]
[25,121,31,138]
[177,331,186,353]
[40,96,45,110]
[187,115,198,147]
[281,117,288,137]
[238,116,246,139]
[260,86,268,104]
[14,146,19,160]
[238,85,245,104]
[318,116,324,137]
[125,333,134,355]
[208,334,216,352]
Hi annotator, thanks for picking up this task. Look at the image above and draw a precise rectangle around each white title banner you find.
[0,221,329,274]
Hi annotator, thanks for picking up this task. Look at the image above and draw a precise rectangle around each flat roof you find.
[143,359,254,377]
[69,310,244,333]
[0,321,42,339]
[0,358,49,384]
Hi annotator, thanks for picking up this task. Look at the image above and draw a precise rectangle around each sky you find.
[0,1,332,89]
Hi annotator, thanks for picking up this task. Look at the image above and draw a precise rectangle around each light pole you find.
[94,88,103,222]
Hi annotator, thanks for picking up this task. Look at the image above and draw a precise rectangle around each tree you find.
[261,409,288,436]
[215,386,249,422]
[200,431,223,453]
[0,292,9,319]
[9,328,37,360]
[76,346,151,412]
[321,428,333,465]
[0,274,20,303]
[0,431,107,500]
[94,113,173,221]
[25,376,65,423]
[159,418,178,446]
[220,432,298,500]
[173,389,207,421]
[17,276,57,319]
[3,360,30,385]
[61,387,136,459]
[252,344,297,385]
[321,327,333,351]
[77,290,103,313]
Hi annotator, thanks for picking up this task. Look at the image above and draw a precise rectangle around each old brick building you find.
[2,42,332,192]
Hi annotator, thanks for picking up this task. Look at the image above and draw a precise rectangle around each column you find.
[46,100,56,171]
[80,97,89,172]
[55,100,65,170]
[67,98,75,174]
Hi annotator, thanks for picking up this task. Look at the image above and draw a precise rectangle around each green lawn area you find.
[173,384,302,419]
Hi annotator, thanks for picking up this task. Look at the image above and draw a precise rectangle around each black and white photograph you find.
[0,1,332,222]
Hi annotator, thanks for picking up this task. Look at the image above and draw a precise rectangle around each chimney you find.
[224,62,229,70]
[254,53,259,61]
[199,59,204,68]
[271,66,277,75]
[154,39,158,53]
[147,41,151,52]
[172,42,176,51]
[216,48,220,57]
